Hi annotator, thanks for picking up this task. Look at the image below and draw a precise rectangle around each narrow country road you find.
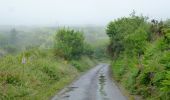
[52,64,127,100]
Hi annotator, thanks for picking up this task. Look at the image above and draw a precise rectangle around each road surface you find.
[52,64,127,100]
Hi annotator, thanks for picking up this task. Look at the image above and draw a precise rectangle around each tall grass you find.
[0,49,96,99]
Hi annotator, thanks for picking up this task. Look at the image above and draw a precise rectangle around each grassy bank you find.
[0,49,97,100]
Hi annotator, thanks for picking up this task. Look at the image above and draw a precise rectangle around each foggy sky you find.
[0,0,170,26]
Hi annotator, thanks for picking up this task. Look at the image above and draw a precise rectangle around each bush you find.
[54,28,85,60]
[106,15,149,58]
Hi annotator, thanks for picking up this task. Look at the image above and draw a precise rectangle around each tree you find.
[54,28,84,60]
[106,14,149,58]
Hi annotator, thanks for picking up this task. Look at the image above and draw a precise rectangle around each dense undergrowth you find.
[106,13,170,100]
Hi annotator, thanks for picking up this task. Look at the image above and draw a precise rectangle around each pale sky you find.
[0,0,170,26]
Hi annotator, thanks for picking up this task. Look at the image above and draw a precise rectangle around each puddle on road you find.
[99,73,107,96]
[61,86,78,98]
[65,86,78,93]
[98,70,110,100]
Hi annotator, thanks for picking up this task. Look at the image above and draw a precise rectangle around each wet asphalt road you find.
[52,64,127,100]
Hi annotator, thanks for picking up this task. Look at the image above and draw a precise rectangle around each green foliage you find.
[0,26,106,99]
[91,39,109,59]
[107,14,170,99]
[163,28,170,43]
[54,28,85,60]
[160,71,170,100]
[124,27,148,56]
[83,43,94,56]
[106,15,149,58]
[71,56,97,72]
[0,48,96,99]
[111,58,126,81]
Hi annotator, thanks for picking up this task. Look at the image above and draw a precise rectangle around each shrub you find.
[54,28,85,60]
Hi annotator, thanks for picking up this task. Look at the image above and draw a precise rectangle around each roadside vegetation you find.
[0,27,107,99]
[106,12,170,100]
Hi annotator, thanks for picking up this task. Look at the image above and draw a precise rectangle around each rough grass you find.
[0,50,97,100]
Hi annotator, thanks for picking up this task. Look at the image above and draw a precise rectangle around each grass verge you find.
[0,50,97,100]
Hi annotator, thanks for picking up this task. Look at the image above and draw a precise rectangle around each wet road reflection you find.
[52,64,127,100]
[99,72,107,96]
